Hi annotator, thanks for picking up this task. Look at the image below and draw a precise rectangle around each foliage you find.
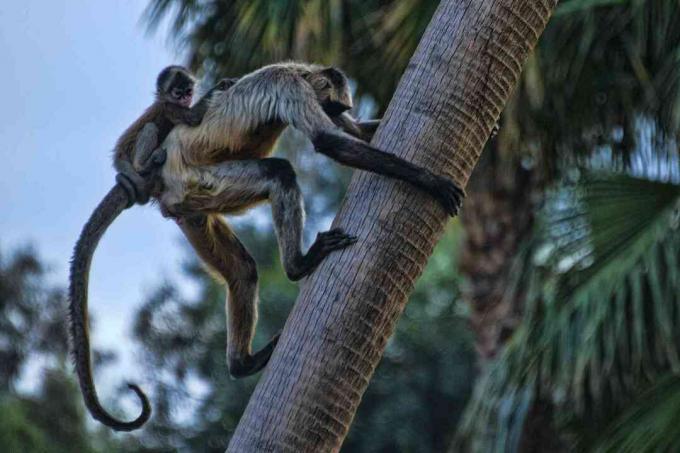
[0,246,122,453]
[457,170,680,451]
[593,375,680,453]
[143,0,436,104]
[0,247,69,389]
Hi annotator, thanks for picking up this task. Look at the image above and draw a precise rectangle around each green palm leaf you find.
[593,376,680,453]
[457,172,680,451]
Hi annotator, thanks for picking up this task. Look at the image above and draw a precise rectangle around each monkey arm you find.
[165,102,205,127]
[312,131,465,216]
[331,114,382,142]
[112,122,160,206]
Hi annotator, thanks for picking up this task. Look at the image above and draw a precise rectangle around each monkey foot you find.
[116,172,150,207]
[138,148,167,177]
[228,333,281,379]
[286,228,357,281]
[432,176,465,217]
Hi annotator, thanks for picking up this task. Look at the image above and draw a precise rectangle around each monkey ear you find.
[320,67,346,84]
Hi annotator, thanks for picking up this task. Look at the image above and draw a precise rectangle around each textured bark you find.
[228,1,558,451]
[460,141,539,361]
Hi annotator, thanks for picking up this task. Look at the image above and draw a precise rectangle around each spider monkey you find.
[69,62,465,432]
[158,62,465,379]
[114,65,236,204]
[68,68,234,432]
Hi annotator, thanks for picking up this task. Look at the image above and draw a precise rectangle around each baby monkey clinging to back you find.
[69,66,234,432]
[113,65,234,204]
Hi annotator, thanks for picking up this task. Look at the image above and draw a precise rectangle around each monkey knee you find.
[241,255,259,285]
[264,158,297,189]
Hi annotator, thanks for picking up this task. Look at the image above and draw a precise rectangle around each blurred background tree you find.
[0,247,121,452]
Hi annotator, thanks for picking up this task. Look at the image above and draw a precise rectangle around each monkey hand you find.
[431,176,465,216]
[116,169,152,207]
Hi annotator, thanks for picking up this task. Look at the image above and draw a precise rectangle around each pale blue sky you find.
[0,1,199,396]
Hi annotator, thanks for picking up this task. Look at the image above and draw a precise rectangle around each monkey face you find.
[309,67,353,116]
[157,65,196,107]
[167,78,194,107]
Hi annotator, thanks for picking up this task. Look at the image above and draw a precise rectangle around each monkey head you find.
[307,67,353,117]
[156,65,196,107]
[215,77,239,91]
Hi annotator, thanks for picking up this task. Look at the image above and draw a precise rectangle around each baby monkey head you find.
[156,65,196,107]
[308,67,353,116]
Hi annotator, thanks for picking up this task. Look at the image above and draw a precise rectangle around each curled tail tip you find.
[92,382,152,432]
[124,382,152,428]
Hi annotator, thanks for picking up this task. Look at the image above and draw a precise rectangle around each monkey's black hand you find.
[228,332,281,379]
[287,228,357,281]
[431,176,465,216]
[116,170,151,207]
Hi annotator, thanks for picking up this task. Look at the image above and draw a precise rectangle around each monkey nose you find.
[325,100,352,116]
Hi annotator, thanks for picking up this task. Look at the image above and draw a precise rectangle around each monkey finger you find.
[319,235,357,251]
[316,228,346,239]
[115,173,138,208]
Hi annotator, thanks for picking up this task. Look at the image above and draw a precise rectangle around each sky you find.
[0,1,200,397]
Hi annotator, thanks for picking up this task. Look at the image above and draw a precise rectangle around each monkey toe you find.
[313,229,357,254]
[286,229,357,281]
[320,234,357,252]
[116,173,140,208]
[228,333,280,379]
[116,171,151,205]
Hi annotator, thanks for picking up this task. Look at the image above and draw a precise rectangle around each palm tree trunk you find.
[227,1,558,451]
[460,140,539,361]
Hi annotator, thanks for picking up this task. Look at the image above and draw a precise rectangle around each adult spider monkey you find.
[69,61,464,432]
[158,62,464,375]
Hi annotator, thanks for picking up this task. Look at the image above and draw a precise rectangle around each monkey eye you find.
[171,88,183,98]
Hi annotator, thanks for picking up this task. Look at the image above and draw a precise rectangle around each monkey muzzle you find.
[323,100,353,116]
[172,87,194,107]
[178,93,193,107]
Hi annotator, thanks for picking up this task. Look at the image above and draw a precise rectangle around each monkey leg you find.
[169,158,356,281]
[178,213,279,378]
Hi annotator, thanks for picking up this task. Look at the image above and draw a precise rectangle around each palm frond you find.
[457,172,680,451]
[593,376,680,453]
[555,0,630,18]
